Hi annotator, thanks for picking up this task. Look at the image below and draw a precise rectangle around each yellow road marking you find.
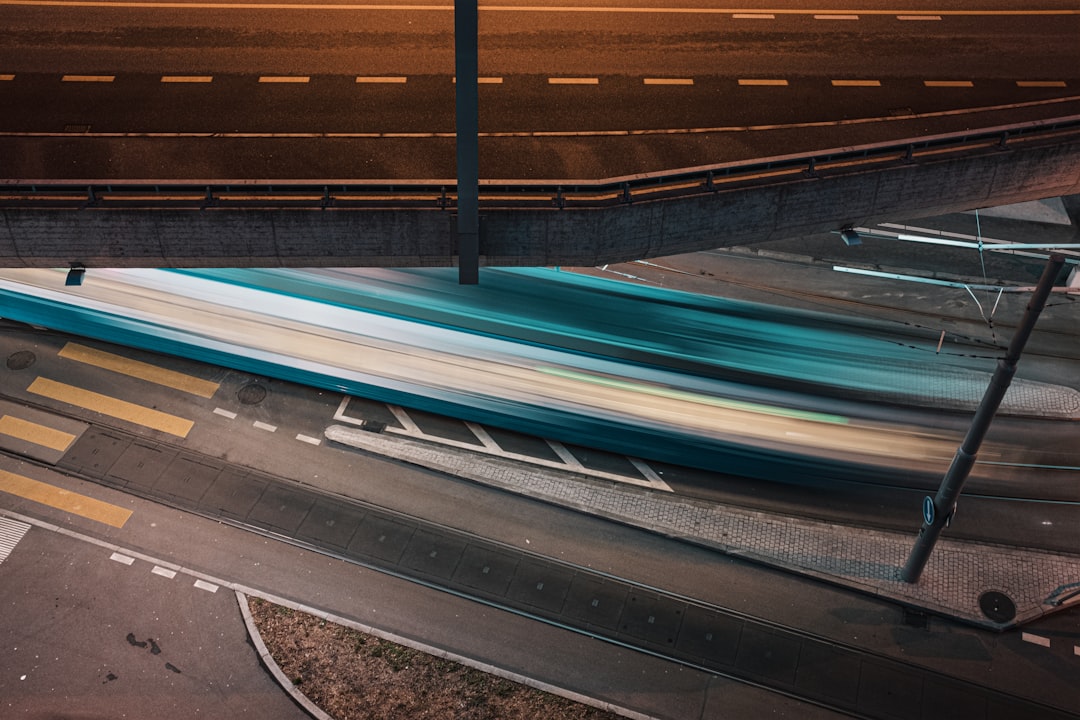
[832,79,881,87]
[62,74,114,82]
[0,469,131,528]
[28,377,194,437]
[0,74,14,81]
[161,75,213,82]
[0,415,76,452]
[356,76,407,83]
[739,79,788,86]
[59,342,219,397]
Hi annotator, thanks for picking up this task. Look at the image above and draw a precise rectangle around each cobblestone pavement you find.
[325,425,1080,630]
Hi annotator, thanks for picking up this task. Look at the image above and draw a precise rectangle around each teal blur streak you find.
[535,366,850,425]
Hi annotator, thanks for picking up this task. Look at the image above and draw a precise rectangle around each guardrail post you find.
[621,182,631,204]
[998,131,1010,150]
[705,171,715,191]
[321,186,332,209]
[903,144,914,163]
[554,186,565,209]
[805,157,818,177]
[86,186,97,206]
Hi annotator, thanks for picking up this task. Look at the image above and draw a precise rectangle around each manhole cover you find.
[6,350,36,370]
[237,383,267,405]
[979,591,1016,624]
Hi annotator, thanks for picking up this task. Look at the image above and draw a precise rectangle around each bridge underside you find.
[3,136,1080,269]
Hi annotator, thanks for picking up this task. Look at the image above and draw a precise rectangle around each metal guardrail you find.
[3,114,1080,211]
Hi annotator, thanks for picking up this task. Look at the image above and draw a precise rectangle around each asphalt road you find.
[2,0,1079,178]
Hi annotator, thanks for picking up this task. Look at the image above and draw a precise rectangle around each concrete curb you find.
[236,591,335,720]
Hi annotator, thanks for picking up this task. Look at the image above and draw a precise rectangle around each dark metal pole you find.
[454,0,479,284]
[901,254,1065,583]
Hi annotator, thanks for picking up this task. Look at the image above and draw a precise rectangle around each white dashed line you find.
[110,552,135,565]
[296,433,321,446]
[1021,632,1051,647]
[738,79,788,86]
[0,74,14,81]
[161,75,213,83]
[814,14,858,20]
[732,13,773,19]
[152,565,177,579]
[214,407,238,419]
[253,421,277,432]
[356,76,407,83]
[831,80,881,87]
[62,75,114,82]
[644,78,693,85]
[194,579,219,593]
[549,77,599,85]
[454,76,504,84]
[925,80,974,87]
[258,76,309,83]
[1017,80,1066,88]
[898,15,941,21]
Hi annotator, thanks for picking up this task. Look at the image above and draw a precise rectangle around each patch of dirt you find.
[247,597,619,720]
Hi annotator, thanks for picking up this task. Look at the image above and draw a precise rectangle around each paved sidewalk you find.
[325,425,1080,630]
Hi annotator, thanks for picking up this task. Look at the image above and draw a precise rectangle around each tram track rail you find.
[3,410,1076,720]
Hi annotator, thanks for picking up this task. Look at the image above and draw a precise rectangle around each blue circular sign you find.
[922,496,936,525]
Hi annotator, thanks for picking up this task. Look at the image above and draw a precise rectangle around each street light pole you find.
[901,253,1065,583]
[455,0,479,284]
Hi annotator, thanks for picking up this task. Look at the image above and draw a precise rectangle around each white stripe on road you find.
[214,408,238,419]
[1021,632,1051,647]
[0,517,31,564]
[644,78,693,85]
[296,433,321,446]
[110,551,135,565]
[152,565,177,579]
[549,77,599,85]
[253,421,277,432]
[258,76,309,83]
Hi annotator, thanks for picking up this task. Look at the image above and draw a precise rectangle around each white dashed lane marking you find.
[0,517,31,564]
[161,75,213,83]
[644,78,693,85]
[253,421,277,432]
[258,76,309,83]
[62,75,114,82]
[296,433,321,446]
[194,579,219,593]
[110,551,135,565]
[152,565,177,579]
[738,79,788,86]
[356,76,407,83]
[1017,80,1066,87]
[213,408,237,419]
[0,74,14,81]
[925,80,974,87]
[549,77,599,85]
[832,80,881,87]
[1021,632,1051,647]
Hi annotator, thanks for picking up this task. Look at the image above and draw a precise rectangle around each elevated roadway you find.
[2,0,1080,266]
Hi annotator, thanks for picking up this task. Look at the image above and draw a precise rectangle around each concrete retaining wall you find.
[3,138,1080,268]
